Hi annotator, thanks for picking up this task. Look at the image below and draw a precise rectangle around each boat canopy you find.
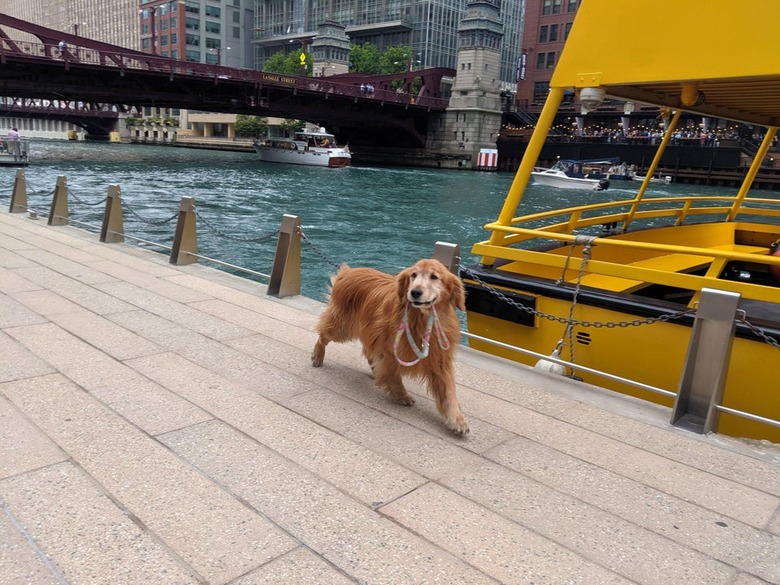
[555,0,780,126]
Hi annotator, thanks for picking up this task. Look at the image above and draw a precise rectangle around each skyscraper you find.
[254,0,525,90]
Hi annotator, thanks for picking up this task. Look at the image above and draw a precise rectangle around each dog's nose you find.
[410,288,422,299]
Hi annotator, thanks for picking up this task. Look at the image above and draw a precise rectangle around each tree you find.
[380,46,415,73]
[279,119,305,136]
[263,48,312,76]
[349,43,383,75]
[235,115,268,137]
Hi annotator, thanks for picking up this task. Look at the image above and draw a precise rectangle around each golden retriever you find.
[311,258,469,434]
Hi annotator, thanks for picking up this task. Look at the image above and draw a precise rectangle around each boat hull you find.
[463,265,780,443]
[531,171,605,190]
[254,145,351,167]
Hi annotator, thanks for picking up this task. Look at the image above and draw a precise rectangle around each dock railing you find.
[4,169,780,442]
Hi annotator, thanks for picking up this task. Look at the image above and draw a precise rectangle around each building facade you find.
[139,0,255,69]
[253,0,525,91]
[0,0,141,49]
[514,0,578,109]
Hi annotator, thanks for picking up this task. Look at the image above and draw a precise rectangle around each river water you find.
[2,140,740,301]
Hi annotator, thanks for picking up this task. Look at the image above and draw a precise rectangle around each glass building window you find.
[539,25,548,43]
[549,24,558,42]
[546,52,556,68]
[536,52,545,69]
[553,0,562,14]
[542,0,552,15]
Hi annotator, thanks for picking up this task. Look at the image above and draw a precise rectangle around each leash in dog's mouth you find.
[394,302,450,366]
[410,296,437,308]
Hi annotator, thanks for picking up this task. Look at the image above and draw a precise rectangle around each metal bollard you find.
[48,176,69,226]
[671,287,741,434]
[268,214,301,298]
[9,168,27,214]
[100,185,124,243]
[169,196,198,265]
[433,241,461,275]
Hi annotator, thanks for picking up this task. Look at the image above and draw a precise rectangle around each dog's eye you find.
[411,272,417,278]
[430,273,439,280]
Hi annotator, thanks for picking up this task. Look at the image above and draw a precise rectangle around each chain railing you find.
[3,170,778,440]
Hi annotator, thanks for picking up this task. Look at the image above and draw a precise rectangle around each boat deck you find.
[1,210,779,584]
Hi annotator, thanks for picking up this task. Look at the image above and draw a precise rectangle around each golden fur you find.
[311,258,469,434]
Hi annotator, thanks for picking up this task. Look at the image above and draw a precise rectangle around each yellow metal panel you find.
[553,0,780,88]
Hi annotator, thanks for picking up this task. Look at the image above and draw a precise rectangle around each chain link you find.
[460,264,696,329]
[300,229,343,270]
[122,200,178,225]
[738,315,780,349]
[67,188,107,207]
[194,208,279,243]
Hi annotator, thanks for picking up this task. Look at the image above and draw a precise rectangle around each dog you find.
[311,258,469,434]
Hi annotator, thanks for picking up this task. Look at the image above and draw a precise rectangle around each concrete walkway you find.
[1,209,778,585]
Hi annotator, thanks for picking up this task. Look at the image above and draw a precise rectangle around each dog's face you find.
[397,258,465,311]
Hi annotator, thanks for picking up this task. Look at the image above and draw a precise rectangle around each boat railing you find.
[476,194,780,300]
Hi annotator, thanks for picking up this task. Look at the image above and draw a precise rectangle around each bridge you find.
[0,14,455,147]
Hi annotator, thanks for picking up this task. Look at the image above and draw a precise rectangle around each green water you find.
[1,140,742,301]
[4,141,514,300]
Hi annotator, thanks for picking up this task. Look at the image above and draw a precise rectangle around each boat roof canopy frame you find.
[553,0,780,127]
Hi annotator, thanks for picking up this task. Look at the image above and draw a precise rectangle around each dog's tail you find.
[325,263,351,299]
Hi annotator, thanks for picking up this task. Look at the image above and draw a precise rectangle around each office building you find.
[254,0,525,91]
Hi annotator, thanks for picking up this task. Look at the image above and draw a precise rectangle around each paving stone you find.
[88,259,215,303]
[0,462,197,584]
[0,505,63,585]
[0,330,55,383]
[0,266,40,294]
[444,456,762,584]
[7,324,210,436]
[232,547,354,585]
[2,375,296,584]
[0,293,47,329]
[127,351,426,506]
[97,280,254,340]
[0,394,65,479]
[161,419,496,585]
[485,435,780,582]
[382,482,637,585]
[15,264,136,315]
[15,248,117,285]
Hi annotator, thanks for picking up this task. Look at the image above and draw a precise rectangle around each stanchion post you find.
[433,241,461,275]
[100,184,124,243]
[48,175,69,226]
[671,288,741,434]
[268,214,301,298]
[170,196,198,265]
[9,168,28,213]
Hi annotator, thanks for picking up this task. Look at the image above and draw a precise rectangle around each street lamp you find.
[210,46,231,65]
[73,22,86,35]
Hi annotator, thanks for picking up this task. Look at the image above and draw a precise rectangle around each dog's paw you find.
[447,415,470,436]
[395,394,416,406]
[311,352,324,367]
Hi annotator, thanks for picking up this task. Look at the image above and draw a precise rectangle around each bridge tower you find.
[427,0,504,168]
[311,20,350,77]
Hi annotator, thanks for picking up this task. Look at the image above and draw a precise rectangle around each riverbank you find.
[2,208,778,584]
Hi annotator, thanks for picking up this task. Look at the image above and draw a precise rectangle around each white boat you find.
[531,159,610,190]
[632,173,672,184]
[0,136,30,166]
[253,129,351,168]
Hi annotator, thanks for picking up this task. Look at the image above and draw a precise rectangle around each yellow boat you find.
[463,0,780,443]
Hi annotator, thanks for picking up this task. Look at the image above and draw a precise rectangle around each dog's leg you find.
[372,354,415,405]
[427,369,469,435]
[311,334,330,367]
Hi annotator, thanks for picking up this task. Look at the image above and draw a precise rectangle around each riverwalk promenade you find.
[1,208,779,585]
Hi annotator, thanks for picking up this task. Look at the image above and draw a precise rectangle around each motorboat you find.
[253,128,351,168]
[0,136,30,166]
[531,159,611,190]
[631,173,672,184]
[461,0,780,443]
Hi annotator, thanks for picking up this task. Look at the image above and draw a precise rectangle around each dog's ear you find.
[396,266,412,304]
[448,271,466,311]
